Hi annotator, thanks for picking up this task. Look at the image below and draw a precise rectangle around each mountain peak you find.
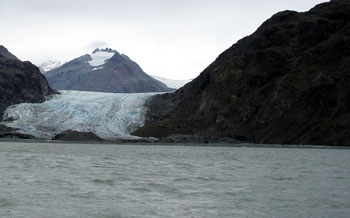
[44,47,174,93]
[92,48,117,54]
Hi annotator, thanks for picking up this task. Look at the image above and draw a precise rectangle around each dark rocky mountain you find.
[134,0,350,146]
[45,48,173,93]
[0,45,56,121]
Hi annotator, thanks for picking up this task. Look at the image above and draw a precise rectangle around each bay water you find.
[0,141,349,218]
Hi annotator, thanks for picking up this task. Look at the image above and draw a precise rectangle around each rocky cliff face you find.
[45,48,173,93]
[0,45,56,121]
[134,0,350,146]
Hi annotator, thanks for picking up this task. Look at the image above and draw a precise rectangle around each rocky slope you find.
[0,45,56,121]
[134,0,350,146]
[45,48,173,93]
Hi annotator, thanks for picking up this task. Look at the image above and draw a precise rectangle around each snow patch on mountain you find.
[151,75,192,89]
[39,61,64,72]
[1,91,158,140]
[88,50,115,67]
[92,66,104,71]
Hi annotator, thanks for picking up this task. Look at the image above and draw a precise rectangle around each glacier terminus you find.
[1,91,159,140]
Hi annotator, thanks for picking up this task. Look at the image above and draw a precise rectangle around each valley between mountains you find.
[0,0,349,146]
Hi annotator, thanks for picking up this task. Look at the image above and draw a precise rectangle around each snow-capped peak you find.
[92,48,117,54]
[39,60,64,72]
[89,48,116,67]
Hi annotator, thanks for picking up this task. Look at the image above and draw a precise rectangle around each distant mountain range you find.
[43,48,174,93]
[40,58,191,90]
[39,60,64,73]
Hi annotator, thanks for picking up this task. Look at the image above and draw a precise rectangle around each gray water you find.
[0,142,349,218]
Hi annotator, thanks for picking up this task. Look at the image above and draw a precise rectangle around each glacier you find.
[1,91,158,140]
[151,75,192,89]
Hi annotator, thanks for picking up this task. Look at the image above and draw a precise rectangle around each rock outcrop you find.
[0,45,56,120]
[45,48,173,93]
[52,130,105,142]
[134,0,350,146]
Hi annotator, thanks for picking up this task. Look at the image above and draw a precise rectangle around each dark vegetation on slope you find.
[134,0,350,146]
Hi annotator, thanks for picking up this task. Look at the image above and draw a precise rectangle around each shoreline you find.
[0,138,348,149]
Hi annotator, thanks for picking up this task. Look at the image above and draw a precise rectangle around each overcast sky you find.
[1,0,326,79]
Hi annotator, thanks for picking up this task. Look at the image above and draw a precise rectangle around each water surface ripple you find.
[0,142,349,218]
